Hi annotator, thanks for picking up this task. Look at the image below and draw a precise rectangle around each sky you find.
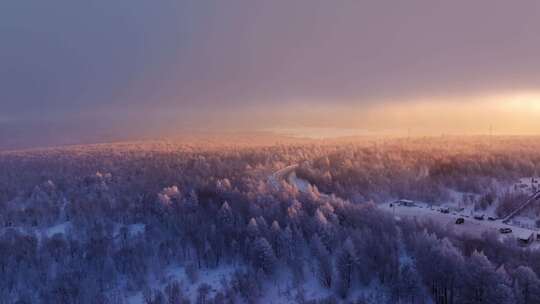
[1,0,540,149]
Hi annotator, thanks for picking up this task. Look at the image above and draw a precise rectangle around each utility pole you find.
[489,124,493,148]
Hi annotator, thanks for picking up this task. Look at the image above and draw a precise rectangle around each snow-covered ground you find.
[272,164,331,199]
[1,221,146,242]
[287,171,312,194]
[379,202,539,245]
[269,164,299,189]
[511,177,540,194]
[127,264,238,304]
[259,263,394,303]
[45,221,71,237]
[277,167,540,246]
[509,216,539,230]
[124,262,393,304]
[257,268,333,304]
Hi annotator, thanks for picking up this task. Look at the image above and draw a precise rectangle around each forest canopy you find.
[1,136,540,304]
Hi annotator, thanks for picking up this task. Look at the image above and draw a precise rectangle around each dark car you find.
[499,228,512,234]
[455,218,465,225]
[473,214,485,220]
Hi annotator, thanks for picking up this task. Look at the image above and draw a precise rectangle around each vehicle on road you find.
[455,218,465,225]
[396,199,415,207]
[440,207,450,214]
[488,216,498,221]
[473,214,485,220]
[499,228,512,234]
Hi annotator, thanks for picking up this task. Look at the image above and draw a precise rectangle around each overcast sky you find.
[1,1,540,148]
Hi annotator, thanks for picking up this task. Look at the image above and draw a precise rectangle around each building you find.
[516,230,535,245]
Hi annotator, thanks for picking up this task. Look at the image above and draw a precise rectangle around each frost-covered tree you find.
[311,234,333,288]
[393,261,422,304]
[514,266,540,304]
[335,238,356,298]
[250,237,276,275]
[247,218,259,239]
[2,138,540,302]
[460,250,514,304]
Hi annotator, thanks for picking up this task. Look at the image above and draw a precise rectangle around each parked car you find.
[488,216,498,221]
[395,199,415,207]
[455,218,465,225]
[473,214,485,220]
[499,228,512,234]
[440,207,450,214]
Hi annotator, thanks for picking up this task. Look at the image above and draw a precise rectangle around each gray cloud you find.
[1,0,540,148]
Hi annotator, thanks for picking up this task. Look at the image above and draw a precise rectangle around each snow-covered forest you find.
[2,137,540,304]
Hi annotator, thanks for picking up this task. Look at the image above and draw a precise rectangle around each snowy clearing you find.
[379,202,539,243]
[279,166,540,247]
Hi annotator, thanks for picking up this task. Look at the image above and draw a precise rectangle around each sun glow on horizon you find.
[373,92,540,135]
[272,91,540,137]
[496,93,540,113]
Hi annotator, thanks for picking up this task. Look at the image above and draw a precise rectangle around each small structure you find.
[395,199,415,207]
[516,230,535,245]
